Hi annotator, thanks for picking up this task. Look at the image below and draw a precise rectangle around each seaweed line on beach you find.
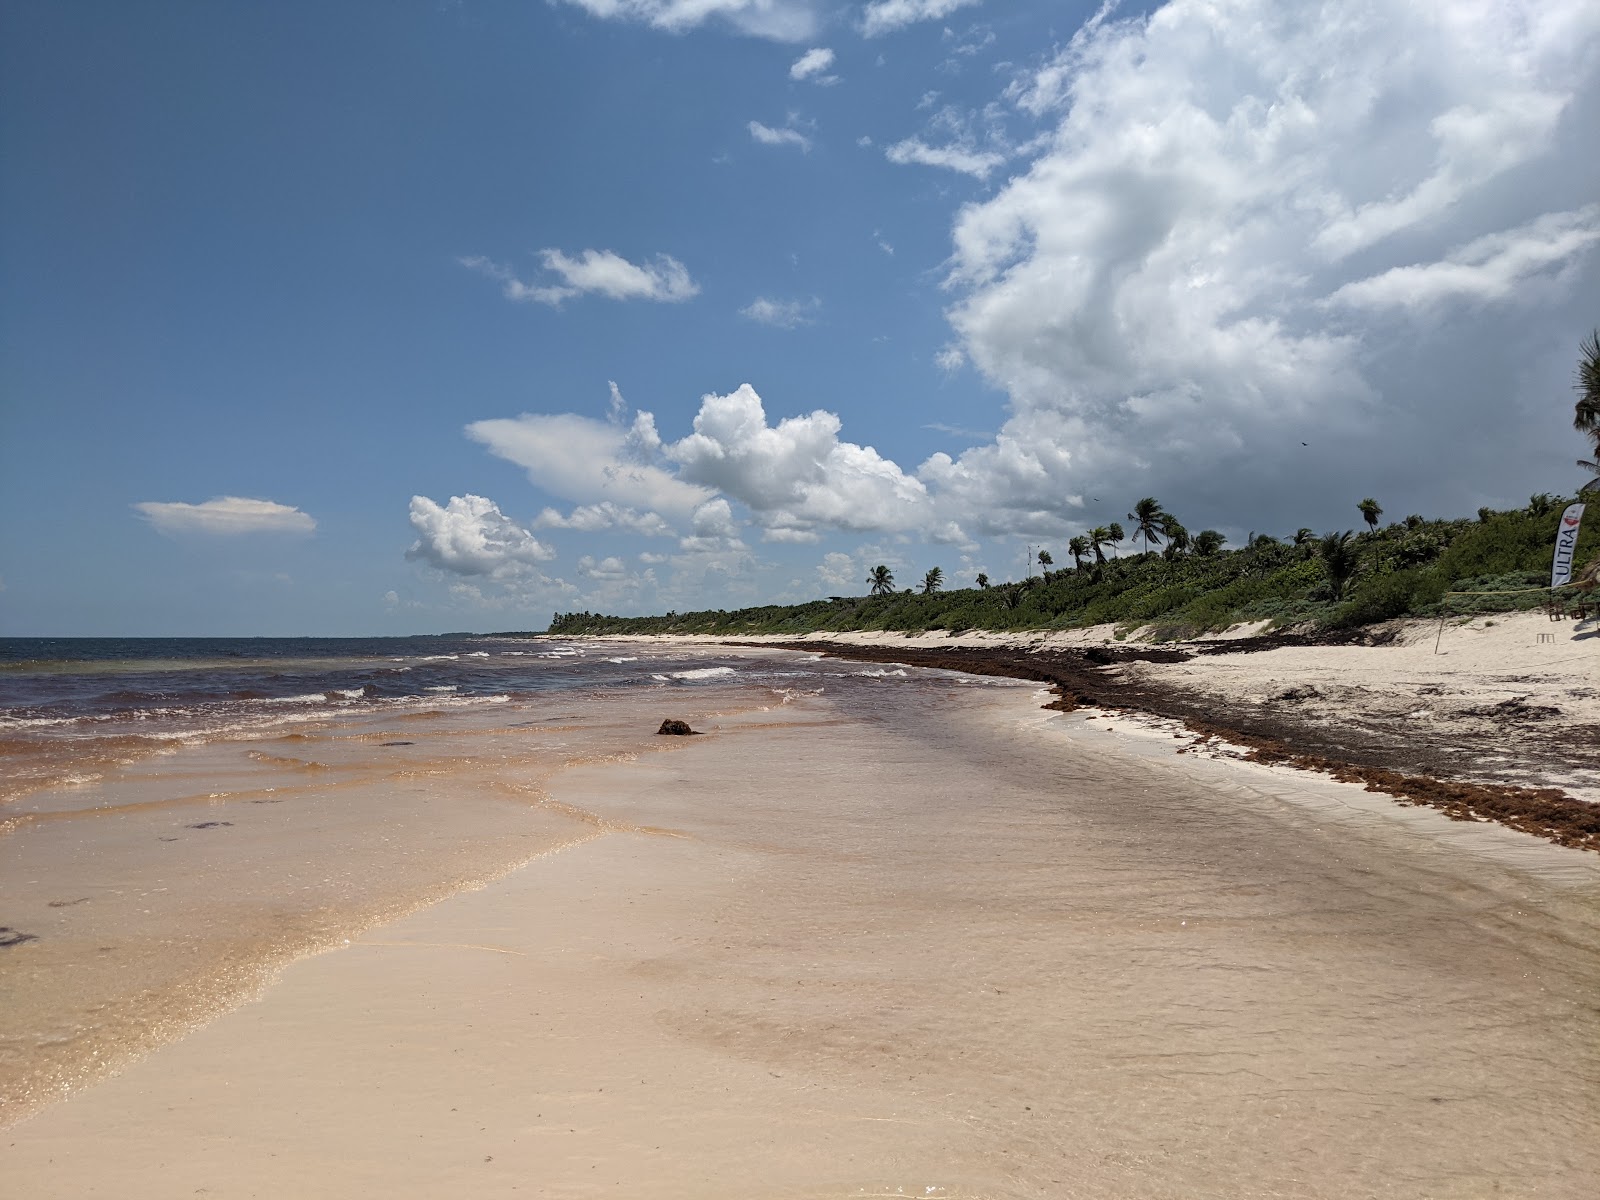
[741,640,1600,854]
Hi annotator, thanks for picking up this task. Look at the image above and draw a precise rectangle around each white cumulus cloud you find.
[405,495,554,577]
[134,497,316,536]
[460,249,698,307]
[665,384,929,538]
[927,0,1600,530]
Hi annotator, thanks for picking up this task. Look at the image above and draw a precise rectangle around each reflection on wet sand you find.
[0,685,766,1122]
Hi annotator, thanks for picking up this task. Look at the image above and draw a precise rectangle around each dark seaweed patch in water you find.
[187,821,233,830]
[47,897,90,908]
[381,740,415,746]
[0,927,39,948]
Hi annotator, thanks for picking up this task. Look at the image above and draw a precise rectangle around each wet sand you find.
[734,617,1600,852]
[5,670,1599,1197]
[0,684,759,1120]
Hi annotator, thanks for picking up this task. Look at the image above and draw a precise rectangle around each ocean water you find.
[0,635,1009,1121]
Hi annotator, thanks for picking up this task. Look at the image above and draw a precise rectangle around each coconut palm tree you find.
[921,567,943,594]
[1107,522,1125,557]
[1319,531,1359,601]
[976,573,990,588]
[1128,497,1165,552]
[1067,535,1090,570]
[1575,330,1600,465]
[867,565,895,596]
[1088,527,1110,564]
[1162,521,1190,561]
[1293,527,1316,557]
[1194,529,1226,557]
[1037,549,1053,574]
[1357,498,1383,530]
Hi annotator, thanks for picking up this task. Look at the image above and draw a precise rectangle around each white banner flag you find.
[1551,502,1585,589]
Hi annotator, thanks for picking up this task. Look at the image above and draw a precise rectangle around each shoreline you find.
[615,611,1600,852]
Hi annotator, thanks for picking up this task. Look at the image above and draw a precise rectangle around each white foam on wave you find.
[852,667,909,678]
[0,714,87,730]
[606,657,639,663]
[670,666,738,681]
[464,651,490,658]
[424,685,459,693]
[418,654,459,662]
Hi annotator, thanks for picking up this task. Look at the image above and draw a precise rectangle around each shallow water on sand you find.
[0,639,1011,1121]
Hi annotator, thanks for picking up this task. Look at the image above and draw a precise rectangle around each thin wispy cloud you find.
[556,0,821,42]
[741,296,820,328]
[748,120,812,152]
[789,47,837,84]
[884,137,1003,178]
[861,0,981,38]
[460,249,698,306]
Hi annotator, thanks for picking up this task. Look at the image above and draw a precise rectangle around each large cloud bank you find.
[931,0,1600,528]
[417,0,1600,614]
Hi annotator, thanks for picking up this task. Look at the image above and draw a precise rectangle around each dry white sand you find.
[6,680,1600,1198]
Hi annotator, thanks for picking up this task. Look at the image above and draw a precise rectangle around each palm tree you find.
[1037,549,1053,574]
[1319,531,1359,601]
[1162,521,1190,561]
[975,573,990,588]
[1575,330,1600,472]
[921,567,943,594]
[1088,527,1110,564]
[867,565,895,596]
[1107,522,1125,557]
[1128,497,1165,552]
[1357,497,1383,530]
[1194,529,1226,557]
[1067,535,1090,570]
[1293,527,1316,557]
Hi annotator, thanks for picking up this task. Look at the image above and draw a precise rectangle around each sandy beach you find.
[5,637,1600,1198]
[703,612,1600,846]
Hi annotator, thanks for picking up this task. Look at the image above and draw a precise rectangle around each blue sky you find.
[3,0,1598,635]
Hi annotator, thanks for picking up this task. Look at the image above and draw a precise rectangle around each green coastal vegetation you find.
[543,334,1600,641]
[546,495,1596,640]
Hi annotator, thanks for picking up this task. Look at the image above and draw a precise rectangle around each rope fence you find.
[1433,581,1594,652]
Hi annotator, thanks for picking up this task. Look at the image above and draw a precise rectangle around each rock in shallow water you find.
[657,719,696,736]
